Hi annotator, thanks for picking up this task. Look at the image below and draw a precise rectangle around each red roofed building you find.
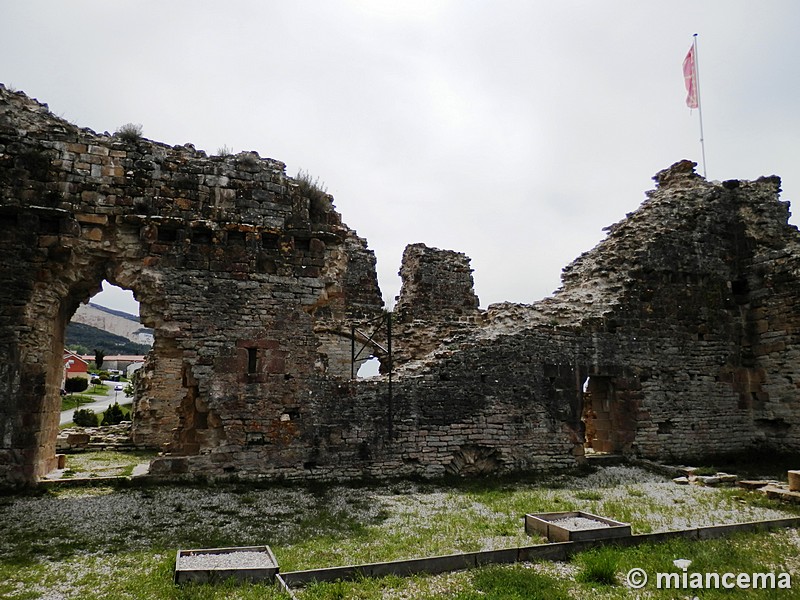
[62,350,89,386]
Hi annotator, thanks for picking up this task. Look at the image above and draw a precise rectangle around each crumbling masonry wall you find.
[400,160,800,464]
[2,84,800,488]
[392,243,483,366]
[0,86,384,485]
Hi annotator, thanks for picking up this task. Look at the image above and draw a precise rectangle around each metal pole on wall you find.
[693,34,707,178]
[387,312,393,440]
[350,324,356,380]
[684,33,707,178]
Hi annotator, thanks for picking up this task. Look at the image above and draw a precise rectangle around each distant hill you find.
[71,303,154,346]
[65,322,152,356]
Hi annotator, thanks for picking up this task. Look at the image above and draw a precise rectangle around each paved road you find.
[60,381,130,425]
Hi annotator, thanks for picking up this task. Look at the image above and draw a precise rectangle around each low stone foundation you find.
[56,423,134,452]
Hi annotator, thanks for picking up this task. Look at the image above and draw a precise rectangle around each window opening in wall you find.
[192,228,213,244]
[294,237,311,252]
[39,217,61,235]
[0,212,17,229]
[247,347,258,374]
[157,227,178,242]
[227,230,246,246]
[261,233,280,249]
[357,356,381,378]
[731,277,750,305]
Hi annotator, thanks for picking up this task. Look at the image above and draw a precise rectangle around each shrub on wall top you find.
[115,123,143,143]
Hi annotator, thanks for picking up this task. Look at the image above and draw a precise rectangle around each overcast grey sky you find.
[2,1,798,316]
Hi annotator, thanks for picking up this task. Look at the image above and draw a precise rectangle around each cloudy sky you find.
[2,1,798,315]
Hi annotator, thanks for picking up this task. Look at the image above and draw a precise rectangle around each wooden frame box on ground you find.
[525,511,631,543]
[174,545,278,584]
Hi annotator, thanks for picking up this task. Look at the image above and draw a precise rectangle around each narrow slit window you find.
[247,348,258,374]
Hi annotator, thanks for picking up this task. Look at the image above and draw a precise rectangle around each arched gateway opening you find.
[8,250,163,482]
[62,281,148,419]
[0,88,387,488]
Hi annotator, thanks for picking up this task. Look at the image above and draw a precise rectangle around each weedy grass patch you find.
[2,466,799,599]
[295,531,800,599]
[574,546,619,586]
[58,449,156,479]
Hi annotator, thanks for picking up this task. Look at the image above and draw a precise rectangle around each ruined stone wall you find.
[3,84,800,488]
[152,328,585,480]
[480,162,800,462]
[0,85,384,484]
[393,243,483,367]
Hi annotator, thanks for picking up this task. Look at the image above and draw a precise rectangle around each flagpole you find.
[692,33,707,178]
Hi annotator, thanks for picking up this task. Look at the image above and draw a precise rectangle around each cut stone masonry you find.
[1,86,800,488]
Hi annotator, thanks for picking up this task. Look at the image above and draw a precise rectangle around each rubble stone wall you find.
[393,243,483,367]
[0,86,385,485]
[481,162,800,461]
[3,85,800,488]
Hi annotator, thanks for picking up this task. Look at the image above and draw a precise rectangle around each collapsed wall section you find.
[392,243,483,367]
[482,161,800,461]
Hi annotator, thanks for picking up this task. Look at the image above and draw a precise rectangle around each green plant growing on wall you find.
[115,122,143,143]
[296,168,332,224]
[238,152,260,168]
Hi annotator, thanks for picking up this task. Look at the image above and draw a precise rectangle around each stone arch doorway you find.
[63,281,145,412]
[19,256,164,481]
[581,375,639,455]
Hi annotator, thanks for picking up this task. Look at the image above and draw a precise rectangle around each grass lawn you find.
[57,449,156,479]
[1,465,798,599]
[61,394,94,411]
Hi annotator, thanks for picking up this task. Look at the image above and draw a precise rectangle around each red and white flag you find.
[683,44,698,109]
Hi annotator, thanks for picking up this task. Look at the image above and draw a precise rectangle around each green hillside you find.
[65,322,151,355]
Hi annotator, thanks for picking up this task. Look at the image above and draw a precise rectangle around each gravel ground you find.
[2,465,794,560]
[178,551,276,570]
[550,516,611,530]
[2,463,798,600]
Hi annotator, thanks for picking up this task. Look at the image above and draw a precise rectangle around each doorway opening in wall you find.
[52,280,155,479]
[581,375,638,456]
[581,376,618,455]
[55,280,154,479]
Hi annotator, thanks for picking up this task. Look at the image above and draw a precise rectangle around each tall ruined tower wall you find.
[392,243,483,367]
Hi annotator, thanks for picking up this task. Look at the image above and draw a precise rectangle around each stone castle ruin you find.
[2,84,799,488]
